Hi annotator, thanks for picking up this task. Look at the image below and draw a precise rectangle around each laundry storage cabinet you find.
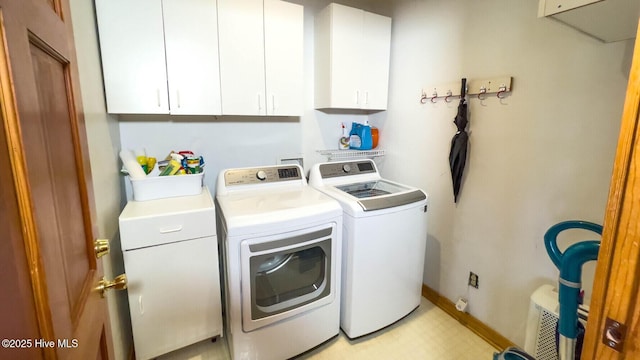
[217,0,303,116]
[95,0,222,114]
[118,187,222,360]
[315,3,392,110]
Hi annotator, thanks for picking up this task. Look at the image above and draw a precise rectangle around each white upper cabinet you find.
[95,0,221,115]
[218,0,304,116]
[96,0,168,114]
[315,3,392,111]
[163,0,222,115]
[360,11,392,110]
[217,0,264,116]
[264,0,304,116]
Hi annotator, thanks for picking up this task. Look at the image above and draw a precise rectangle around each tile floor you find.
[158,297,499,360]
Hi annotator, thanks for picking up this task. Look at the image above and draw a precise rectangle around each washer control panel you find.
[318,160,377,178]
[224,165,302,186]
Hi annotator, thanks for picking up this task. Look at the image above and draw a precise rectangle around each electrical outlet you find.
[468,272,479,289]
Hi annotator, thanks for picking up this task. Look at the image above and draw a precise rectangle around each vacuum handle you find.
[544,220,602,270]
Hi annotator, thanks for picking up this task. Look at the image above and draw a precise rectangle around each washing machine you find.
[308,159,428,339]
[215,164,343,360]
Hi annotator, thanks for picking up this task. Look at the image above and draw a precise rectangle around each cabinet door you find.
[218,0,266,115]
[123,236,222,359]
[264,0,303,116]
[95,0,169,114]
[361,11,391,110]
[163,0,221,115]
[329,4,363,109]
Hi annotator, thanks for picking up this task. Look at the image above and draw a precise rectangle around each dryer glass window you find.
[248,229,332,321]
[255,246,324,307]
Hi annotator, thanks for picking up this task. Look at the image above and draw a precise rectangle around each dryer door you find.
[240,223,338,332]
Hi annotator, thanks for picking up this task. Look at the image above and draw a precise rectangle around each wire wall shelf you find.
[317,149,385,161]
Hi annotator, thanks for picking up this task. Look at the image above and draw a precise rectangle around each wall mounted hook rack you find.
[421,76,513,103]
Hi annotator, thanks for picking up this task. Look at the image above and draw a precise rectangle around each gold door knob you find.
[94,239,110,258]
[96,274,127,298]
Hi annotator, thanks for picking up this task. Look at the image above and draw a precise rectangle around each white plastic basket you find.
[130,171,204,201]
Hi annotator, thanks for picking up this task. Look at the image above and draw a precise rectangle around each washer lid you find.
[335,180,426,211]
[356,189,426,211]
[308,160,427,213]
[336,180,407,198]
[336,180,427,211]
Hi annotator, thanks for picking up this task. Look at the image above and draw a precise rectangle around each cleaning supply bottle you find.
[134,148,148,174]
[349,121,373,150]
[371,126,379,149]
[339,122,350,150]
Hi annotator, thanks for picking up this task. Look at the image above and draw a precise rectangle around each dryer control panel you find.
[224,165,302,185]
[318,160,377,178]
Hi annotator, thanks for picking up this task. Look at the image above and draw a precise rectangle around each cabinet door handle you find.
[156,88,161,108]
[159,225,183,234]
[355,90,359,105]
[365,91,369,105]
[177,90,181,108]
[272,95,275,113]
[257,93,262,111]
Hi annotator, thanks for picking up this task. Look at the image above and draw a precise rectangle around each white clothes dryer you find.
[215,164,342,360]
[309,159,428,339]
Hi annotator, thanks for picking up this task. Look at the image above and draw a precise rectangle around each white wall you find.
[377,0,632,346]
[68,1,131,359]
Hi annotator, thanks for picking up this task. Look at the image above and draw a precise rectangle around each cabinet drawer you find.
[120,207,215,250]
[119,187,216,250]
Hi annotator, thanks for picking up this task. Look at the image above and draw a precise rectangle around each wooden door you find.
[582,21,640,359]
[0,0,113,359]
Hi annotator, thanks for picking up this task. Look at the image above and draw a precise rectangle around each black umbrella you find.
[449,78,468,203]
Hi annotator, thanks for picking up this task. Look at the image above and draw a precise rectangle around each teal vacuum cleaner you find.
[494,220,602,360]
